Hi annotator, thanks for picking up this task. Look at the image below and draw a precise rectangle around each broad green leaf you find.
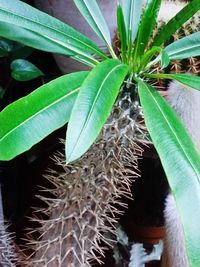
[153,0,200,46]
[0,71,88,160]
[146,73,200,91]
[11,59,44,81]
[0,21,75,58]
[165,31,200,60]
[122,0,143,43]
[0,38,13,57]
[133,0,161,59]
[66,59,129,163]
[0,0,107,64]
[138,81,200,267]
[73,0,111,46]
[117,4,127,63]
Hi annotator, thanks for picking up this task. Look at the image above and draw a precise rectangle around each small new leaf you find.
[11,59,43,81]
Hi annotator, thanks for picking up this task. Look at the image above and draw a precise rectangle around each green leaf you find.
[0,38,13,57]
[139,46,169,71]
[117,4,127,63]
[73,0,111,46]
[153,0,200,46]
[145,73,200,91]
[66,59,129,163]
[0,86,6,99]
[0,21,75,57]
[0,71,88,160]
[160,49,170,69]
[138,81,200,267]
[164,31,200,60]
[11,59,44,81]
[122,0,143,43]
[133,0,161,59]
[0,0,107,65]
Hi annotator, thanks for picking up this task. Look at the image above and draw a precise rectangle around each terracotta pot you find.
[128,222,165,245]
[34,0,118,73]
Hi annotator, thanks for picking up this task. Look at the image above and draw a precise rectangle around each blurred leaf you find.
[0,71,88,160]
[0,38,13,57]
[153,0,200,46]
[165,31,200,60]
[10,43,34,60]
[0,86,5,99]
[146,73,200,91]
[160,49,170,69]
[139,46,169,71]
[66,59,129,163]
[11,59,44,81]
[138,81,200,267]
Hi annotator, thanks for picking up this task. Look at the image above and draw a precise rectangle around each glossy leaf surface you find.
[74,0,111,46]
[0,72,88,160]
[122,0,143,43]
[138,81,200,267]
[66,59,129,163]
[11,59,43,81]
[134,0,161,59]
[0,21,75,57]
[165,31,200,60]
[0,0,106,64]
[117,4,127,63]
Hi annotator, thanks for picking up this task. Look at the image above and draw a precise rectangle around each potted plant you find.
[0,0,200,266]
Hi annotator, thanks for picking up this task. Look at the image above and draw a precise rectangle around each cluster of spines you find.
[19,90,144,266]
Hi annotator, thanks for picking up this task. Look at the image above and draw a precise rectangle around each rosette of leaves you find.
[0,0,200,266]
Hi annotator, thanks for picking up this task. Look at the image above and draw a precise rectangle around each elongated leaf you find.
[0,0,107,64]
[0,21,96,67]
[165,31,200,60]
[138,81,200,267]
[133,0,161,59]
[146,73,200,91]
[153,0,200,46]
[0,72,88,160]
[117,5,127,63]
[0,21,74,57]
[11,59,44,81]
[74,0,111,46]
[122,0,143,43]
[66,59,129,163]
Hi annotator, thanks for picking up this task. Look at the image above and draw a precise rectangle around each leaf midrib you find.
[144,83,200,180]
[68,64,123,159]
[0,88,79,142]
[80,0,110,44]
[129,1,134,32]
[0,6,103,56]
